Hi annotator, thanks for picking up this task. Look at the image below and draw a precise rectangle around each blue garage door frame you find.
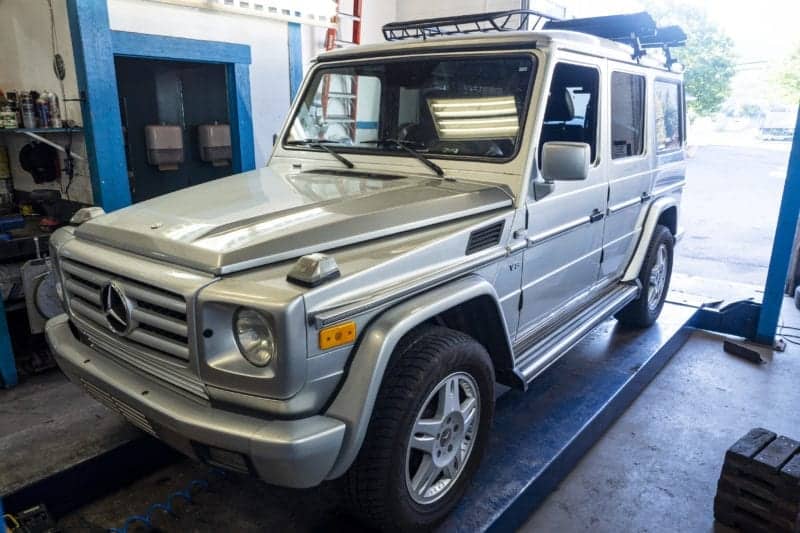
[67,0,255,211]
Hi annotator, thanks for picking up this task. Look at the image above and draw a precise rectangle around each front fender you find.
[324,274,510,479]
[622,197,678,282]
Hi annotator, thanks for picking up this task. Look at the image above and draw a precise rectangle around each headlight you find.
[234,308,276,367]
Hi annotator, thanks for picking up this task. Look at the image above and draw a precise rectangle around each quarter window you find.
[655,81,683,153]
[611,72,645,159]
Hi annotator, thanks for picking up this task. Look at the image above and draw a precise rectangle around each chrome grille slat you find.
[131,307,189,337]
[64,279,102,305]
[128,328,189,360]
[76,316,208,399]
[80,379,157,436]
[61,258,190,363]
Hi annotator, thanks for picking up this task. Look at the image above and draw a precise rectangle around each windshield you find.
[285,55,536,161]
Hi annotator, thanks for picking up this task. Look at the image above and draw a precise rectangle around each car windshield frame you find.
[281,52,538,165]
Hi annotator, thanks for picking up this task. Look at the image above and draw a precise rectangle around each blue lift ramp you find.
[441,302,695,531]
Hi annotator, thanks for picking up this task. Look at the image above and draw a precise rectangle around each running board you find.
[514,284,640,384]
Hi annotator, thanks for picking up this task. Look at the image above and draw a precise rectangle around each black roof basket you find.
[382,10,686,67]
[382,9,557,41]
[543,12,686,66]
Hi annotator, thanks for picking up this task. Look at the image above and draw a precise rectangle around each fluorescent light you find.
[428,96,519,140]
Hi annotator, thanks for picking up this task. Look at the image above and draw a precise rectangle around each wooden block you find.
[715,495,776,533]
[728,428,777,460]
[715,491,799,532]
[754,436,800,475]
[782,454,800,486]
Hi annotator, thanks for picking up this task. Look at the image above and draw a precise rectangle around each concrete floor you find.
[522,298,800,533]
[0,371,138,496]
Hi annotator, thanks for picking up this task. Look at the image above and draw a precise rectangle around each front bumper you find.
[45,314,346,488]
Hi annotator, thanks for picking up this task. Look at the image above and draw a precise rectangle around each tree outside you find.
[644,1,736,117]
[777,43,800,102]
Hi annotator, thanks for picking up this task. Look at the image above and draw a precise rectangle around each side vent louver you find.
[466,221,504,255]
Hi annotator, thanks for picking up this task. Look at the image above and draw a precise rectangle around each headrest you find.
[544,88,574,122]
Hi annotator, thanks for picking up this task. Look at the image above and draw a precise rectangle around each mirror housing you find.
[541,142,590,182]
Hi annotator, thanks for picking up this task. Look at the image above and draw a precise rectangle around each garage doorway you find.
[115,57,232,203]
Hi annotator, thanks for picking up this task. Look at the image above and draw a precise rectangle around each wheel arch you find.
[622,198,678,282]
[324,274,519,479]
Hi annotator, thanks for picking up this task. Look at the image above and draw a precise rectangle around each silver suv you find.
[47,11,686,530]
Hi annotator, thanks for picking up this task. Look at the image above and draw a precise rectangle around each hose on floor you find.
[108,468,226,533]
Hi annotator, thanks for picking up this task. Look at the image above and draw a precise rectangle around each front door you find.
[517,61,607,336]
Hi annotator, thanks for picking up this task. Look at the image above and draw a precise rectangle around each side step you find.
[514,283,640,384]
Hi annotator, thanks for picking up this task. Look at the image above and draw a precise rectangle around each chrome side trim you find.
[312,247,508,327]
[514,283,639,383]
[608,196,642,214]
[652,181,685,197]
[527,215,590,246]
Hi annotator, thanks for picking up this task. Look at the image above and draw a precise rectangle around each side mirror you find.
[541,142,590,182]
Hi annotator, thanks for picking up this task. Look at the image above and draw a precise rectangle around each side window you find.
[611,72,645,159]
[654,80,683,153]
[539,63,600,165]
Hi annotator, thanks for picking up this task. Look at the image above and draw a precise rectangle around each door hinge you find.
[600,248,605,263]
[518,291,524,311]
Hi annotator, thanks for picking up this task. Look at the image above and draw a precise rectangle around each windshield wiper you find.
[286,139,354,169]
[361,139,444,178]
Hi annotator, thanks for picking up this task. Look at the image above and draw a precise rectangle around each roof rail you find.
[382,9,559,42]
[382,10,686,67]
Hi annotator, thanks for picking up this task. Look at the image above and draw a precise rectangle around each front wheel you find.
[345,326,495,531]
[616,224,674,328]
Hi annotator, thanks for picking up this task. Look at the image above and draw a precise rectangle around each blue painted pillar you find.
[0,296,18,388]
[228,63,256,172]
[288,22,303,102]
[756,105,800,344]
[66,0,132,211]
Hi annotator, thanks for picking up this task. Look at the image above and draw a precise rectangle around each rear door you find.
[602,67,651,280]
[517,60,608,336]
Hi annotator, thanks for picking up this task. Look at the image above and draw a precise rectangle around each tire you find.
[345,326,495,531]
[616,224,674,328]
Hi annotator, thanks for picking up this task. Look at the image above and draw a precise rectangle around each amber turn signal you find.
[319,321,357,350]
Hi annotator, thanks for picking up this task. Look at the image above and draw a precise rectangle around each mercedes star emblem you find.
[101,281,135,335]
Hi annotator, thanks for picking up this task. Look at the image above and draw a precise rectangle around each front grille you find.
[80,378,157,436]
[61,258,190,362]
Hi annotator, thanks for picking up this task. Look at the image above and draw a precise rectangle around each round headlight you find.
[234,308,276,367]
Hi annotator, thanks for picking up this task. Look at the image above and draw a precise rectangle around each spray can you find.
[20,92,36,129]
[36,94,50,129]
[46,91,62,128]
[0,106,15,129]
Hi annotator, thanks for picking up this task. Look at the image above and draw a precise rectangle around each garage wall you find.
[107,0,299,168]
[0,0,92,204]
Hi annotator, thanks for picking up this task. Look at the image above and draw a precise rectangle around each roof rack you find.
[382,10,686,67]
[382,9,558,42]
[543,12,686,66]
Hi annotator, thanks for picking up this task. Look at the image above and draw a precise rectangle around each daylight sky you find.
[560,0,800,62]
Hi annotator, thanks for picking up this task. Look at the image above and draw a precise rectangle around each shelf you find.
[0,127,82,135]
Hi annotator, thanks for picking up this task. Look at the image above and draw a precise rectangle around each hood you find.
[76,167,513,275]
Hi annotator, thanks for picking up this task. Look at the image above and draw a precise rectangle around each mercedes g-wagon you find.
[47,10,687,530]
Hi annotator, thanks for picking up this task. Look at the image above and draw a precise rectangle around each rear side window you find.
[611,72,645,159]
[539,63,600,164]
[655,80,683,153]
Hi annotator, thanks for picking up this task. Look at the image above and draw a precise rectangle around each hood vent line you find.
[466,221,505,255]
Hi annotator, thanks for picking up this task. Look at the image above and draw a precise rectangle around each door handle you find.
[641,192,652,203]
[589,209,604,223]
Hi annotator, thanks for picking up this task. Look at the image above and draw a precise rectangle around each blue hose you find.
[108,468,225,532]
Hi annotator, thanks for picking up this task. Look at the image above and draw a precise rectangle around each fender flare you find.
[622,197,678,282]
[324,274,513,479]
